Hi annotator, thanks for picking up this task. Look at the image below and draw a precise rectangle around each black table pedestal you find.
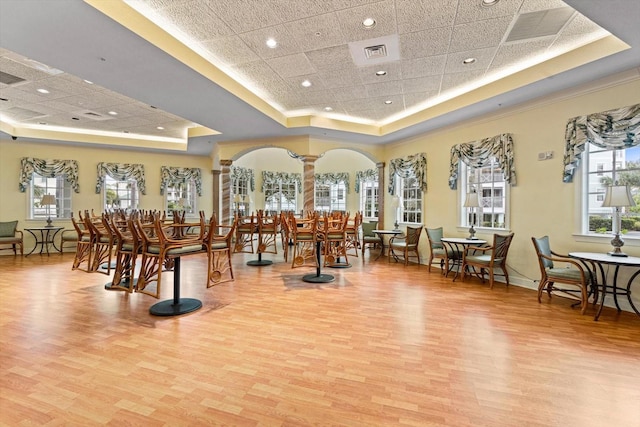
[150,257,202,316]
[247,252,273,266]
[303,241,334,283]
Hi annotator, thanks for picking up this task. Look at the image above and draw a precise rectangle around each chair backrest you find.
[493,232,514,260]
[426,227,443,249]
[0,220,18,238]
[361,221,378,237]
[532,235,554,269]
[405,225,423,246]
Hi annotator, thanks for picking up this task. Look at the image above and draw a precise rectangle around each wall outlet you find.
[537,151,554,160]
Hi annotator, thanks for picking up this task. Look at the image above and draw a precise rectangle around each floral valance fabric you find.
[355,169,378,193]
[388,153,427,195]
[160,166,202,196]
[448,134,516,190]
[96,162,146,195]
[19,157,80,193]
[231,166,256,192]
[314,172,350,193]
[262,171,302,199]
[563,104,640,183]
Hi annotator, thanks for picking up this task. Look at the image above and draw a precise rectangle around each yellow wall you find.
[0,139,213,249]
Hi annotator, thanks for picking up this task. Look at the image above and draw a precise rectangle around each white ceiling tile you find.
[200,36,260,66]
[401,55,447,79]
[455,0,525,25]
[358,62,403,84]
[205,0,284,33]
[318,67,363,89]
[402,76,442,94]
[440,70,487,93]
[158,1,234,41]
[271,0,335,23]
[520,0,572,14]
[449,17,513,53]
[239,25,302,60]
[400,28,452,59]
[268,54,317,79]
[305,45,355,72]
[330,85,369,102]
[403,91,439,109]
[335,0,397,42]
[283,12,347,52]
[444,48,497,74]
[396,0,457,33]
[488,39,551,74]
[365,80,403,97]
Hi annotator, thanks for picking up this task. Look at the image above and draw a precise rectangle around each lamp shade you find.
[390,195,401,209]
[463,192,480,208]
[41,194,56,205]
[602,185,636,208]
[233,194,243,203]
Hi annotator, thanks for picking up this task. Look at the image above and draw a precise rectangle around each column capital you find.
[220,159,233,167]
[300,155,319,163]
[211,169,221,176]
[376,162,385,169]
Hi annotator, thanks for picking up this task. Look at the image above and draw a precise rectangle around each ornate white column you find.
[220,160,233,223]
[376,162,386,228]
[301,155,319,214]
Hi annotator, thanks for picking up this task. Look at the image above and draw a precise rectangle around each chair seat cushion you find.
[391,242,417,249]
[0,236,21,243]
[547,267,583,281]
[432,248,454,257]
[148,244,204,255]
[363,236,379,243]
[210,241,230,250]
[465,255,501,265]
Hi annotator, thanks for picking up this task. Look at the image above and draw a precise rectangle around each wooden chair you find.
[110,215,141,292]
[256,210,279,255]
[360,221,379,257]
[205,214,237,287]
[0,220,23,256]
[345,211,361,257]
[290,215,318,269]
[323,212,350,267]
[461,232,514,289]
[136,215,205,299]
[426,227,454,273]
[234,214,257,254]
[279,212,292,262]
[531,236,591,314]
[84,211,115,275]
[389,225,423,265]
[71,213,93,272]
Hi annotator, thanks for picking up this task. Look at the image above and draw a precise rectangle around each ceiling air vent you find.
[0,71,26,86]
[364,44,387,59]
[505,7,575,42]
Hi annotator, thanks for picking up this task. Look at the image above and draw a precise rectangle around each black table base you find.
[104,278,138,291]
[247,252,273,266]
[149,257,202,316]
[303,241,334,283]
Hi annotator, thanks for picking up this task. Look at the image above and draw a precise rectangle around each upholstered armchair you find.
[0,221,23,256]
[389,225,423,265]
[531,236,591,314]
[461,233,514,289]
[426,227,454,273]
[360,221,379,257]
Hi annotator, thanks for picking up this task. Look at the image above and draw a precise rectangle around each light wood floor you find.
[1,248,639,426]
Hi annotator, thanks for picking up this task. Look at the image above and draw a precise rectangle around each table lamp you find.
[602,184,635,257]
[41,194,56,228]
[464,191,480,239]
[390,195,401,231]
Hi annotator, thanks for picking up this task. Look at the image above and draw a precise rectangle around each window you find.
[233,176,249,216]
[264,181,297,212]
[461,157,508,229]
[165,180,197,216]
[398,175,422,224]
[314,182,346,212]
[359,180,378,219]
[104,175,139,210]
[30,173,72,219]
[585,144,640,233]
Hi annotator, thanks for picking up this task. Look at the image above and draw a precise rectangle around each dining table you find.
[372,229,403,261]
[568,252,640,321]
[440,237,487,280]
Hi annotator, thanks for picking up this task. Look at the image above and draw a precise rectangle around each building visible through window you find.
[30,173,72,219]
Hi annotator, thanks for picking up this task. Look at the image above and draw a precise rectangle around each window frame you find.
[359,180,379,220]
[165,179,198,217]
[395,174,422,225]
[103,175,140,211]
[459,159,510,231]
[314,181,346,213]
[28,173,72,220]
[264,180,297,213]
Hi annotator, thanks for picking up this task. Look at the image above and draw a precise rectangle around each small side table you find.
[372,229,403,261]
[24,226,64,256]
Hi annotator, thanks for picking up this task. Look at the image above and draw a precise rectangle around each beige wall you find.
[1,70,639,309]
[0,139,213,249]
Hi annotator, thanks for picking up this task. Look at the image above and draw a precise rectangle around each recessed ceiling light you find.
[266,38,277,48]
[375,70,387,76]
[83,79,94,85]
[324,107,333,112]
[108,111,118,115]
[463,57,477,64]
[362,18,376,29]
[0,97,8,101]
[150,105,157,109]
[157,126,165,130]
[481,0,500,7]
[37,88,49,94]
[301,80,312,87]
[384,100,393,105]
[315,31,322,37]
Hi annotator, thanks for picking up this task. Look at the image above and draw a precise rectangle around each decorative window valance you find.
[314,172,350,193]
[388,153,427,195]
[563,104,640,183]
[19,157,80,193]
[355,169,378,193]
[261,171,302,197]
[160,166,202,196]
[230,166,255,192]
[448,133,516,190]
[96,162,146,194]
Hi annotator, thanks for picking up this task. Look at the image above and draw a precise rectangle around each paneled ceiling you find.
[0,0,639,154]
